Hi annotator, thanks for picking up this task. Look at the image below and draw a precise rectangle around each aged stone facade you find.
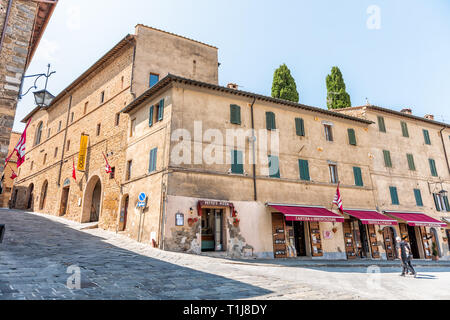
[0,0,57,174]
[0,130,19,207]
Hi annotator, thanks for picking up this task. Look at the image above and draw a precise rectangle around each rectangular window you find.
[429,158,438,177]
[126,160,132,180]
[84,102,88,114]
[324,124,333,141]
[157,99,165,121]
[96,123,101,136]
[43,153,47,165]
[266,111,276,130]
[347,128,357,145]
[298,159,310,181]
[149,105,154,127]
[383,150,392,167]
[54,147,58,158]
[30,161,33,171]
[130,118,136,137]
[100,91,105,104]
[58,121,62,132]
[389,186,399,205]
[329,164,338,184]
[406,154,415,171]
[433,193,446,211]
[149,73,159,88]
[268,155,280,178]
[231,150,244,174]
[66,140,70,151]
[401,121,409,137]
[353,167,363,186]
[149,148,158,173]
[71,112,74,123]
[230,104,241,125]
[423,129,431,145]
[377,116,386,132]
[115,113,120,126]
[414,189,423,207]
[110,167,115,179]
[295,118,305,136]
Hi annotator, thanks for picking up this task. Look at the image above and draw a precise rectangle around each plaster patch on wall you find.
[166,221,201,254]
[227,220,254,259]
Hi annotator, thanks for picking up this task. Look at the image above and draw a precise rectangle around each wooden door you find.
[367,224,380,259]
[59,187,69,216]
[420,226,432,259]
[309,221,323,257]
[383,227,396,260]
[343,220,356,259]
[272,213,287,258]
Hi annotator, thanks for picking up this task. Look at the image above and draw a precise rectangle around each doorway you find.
[286,221,308,257]
[82,175,102,223]
[27,183,34,209]
[407,225,420,259]
[59,187,70,216]
[383,227,397,260]
[201,208,224,252]
[119,195,129,231]
[39,180,48,210]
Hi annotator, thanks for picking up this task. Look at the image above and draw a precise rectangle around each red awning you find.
[344,209,398,225]
[385,212,447,228]
[270,204,344,223]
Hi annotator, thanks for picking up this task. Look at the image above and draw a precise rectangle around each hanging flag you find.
[72,158,77,181]
[7,118,32,168]
[333,182,344,213]
[102,152,112,174]
[10,170,17,180]
[76,134,89,171]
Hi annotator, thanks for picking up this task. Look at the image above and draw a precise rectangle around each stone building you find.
[11,25,218,233]
[0,0,57,174]
[0,130,19,207]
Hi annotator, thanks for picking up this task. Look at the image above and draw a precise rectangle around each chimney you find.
[424,114,434,121]
[401,108,412,115]
[227,83,238,90]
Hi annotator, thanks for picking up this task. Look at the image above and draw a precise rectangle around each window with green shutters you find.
[149,105,154,127]
[406,154,415,171]
[414,189,423,207]
[149,148,157,173]
[295,118,305,136]
[347,128,357,145]
[353,167,363,186]
[389,186,399,205]
[378,116,386,132]
[231,150,244,174]
[157,98,164,121]
[266,112,276,130]
[423,129,431,145]
[230,104,241,125]
[298,159,310,181]
[433,193,443,211]
[429,158,438,177]
[401,121,409,137]
[268,155,280,178]
[383,150,392,167]
[444,196,450,212]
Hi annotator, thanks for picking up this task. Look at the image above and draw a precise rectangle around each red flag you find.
[333,183,343,213]
[10,170,17,180]
[72,158,77,181]
[102,152,112,174]
[8,118,32,168]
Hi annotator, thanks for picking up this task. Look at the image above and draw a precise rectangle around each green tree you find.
[326,66,351,109]
[271,64,299,103]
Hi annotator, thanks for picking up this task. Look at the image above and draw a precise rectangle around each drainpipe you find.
[0,0,13,56]
[57,94,72,186]
[250,97,257,201]
[439,127,450,175]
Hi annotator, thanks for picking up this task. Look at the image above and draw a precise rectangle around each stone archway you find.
[39,180,48,210]
[82,175,102,223]
[26,183,34,210]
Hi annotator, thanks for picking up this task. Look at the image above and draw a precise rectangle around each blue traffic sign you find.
[138,192,146,201]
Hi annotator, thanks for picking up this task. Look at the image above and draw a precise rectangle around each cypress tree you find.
[271,64,299,103]
[326,66,351,109]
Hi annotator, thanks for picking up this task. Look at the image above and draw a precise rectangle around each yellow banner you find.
[77,134,89,171]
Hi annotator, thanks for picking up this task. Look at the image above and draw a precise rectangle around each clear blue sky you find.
[14,0,450,131]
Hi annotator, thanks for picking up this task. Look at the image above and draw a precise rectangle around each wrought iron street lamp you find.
[19,63,56,107]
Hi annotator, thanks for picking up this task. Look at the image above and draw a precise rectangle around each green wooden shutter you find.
[406,154,415,171]
[268,155,280,178]
[230,104,241,125]
[429,159,438,177]
[423,129,431,145]
[149,105,154,127]
[383,150,392,167]
[266,112,276,130]
[378,116,386,132]
[158,99,164,121]
[295,118,305,136]
[414,189,423,207]
[298,159,310,181]
[443,196,450,212]
[389,186,399,205]
[353,167,363,186]
[433,194,441,211]
[231,150,243,174]
[401,122,409,137]
[149,148,157,172]
[348,128,357,145]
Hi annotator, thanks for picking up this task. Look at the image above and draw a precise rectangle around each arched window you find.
[35,122,43,146]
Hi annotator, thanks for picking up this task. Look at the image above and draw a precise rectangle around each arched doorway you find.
[82,175,102,223]
[118,195,129,231]
[27,183,34,210]
[39,180,48,210]
[383,226,397,260]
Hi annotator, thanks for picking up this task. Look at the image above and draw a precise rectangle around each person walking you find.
[397,236,416,277]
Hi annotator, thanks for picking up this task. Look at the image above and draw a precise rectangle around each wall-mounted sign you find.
[175,212,184,226]
[76,134,89,171]
[137,192,147,208]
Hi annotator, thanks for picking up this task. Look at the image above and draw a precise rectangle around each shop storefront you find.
[268,204,344,259]
[385,211,446,259]
[342,209,397,260]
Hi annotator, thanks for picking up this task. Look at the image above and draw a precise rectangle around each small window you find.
[30,161,34,171]
[401,121,409,137]
[295,118,305,136]
[414,189,423,207]
[324,124,333,141]
[231,150,244,174]
[121,76,124,89]
[35,122,43,146]
[149,148,158,173]
[268,155,280,178]
[406,154,415,171]
[390,186,399,205]
[149,73,159,88]
[54,147,58,158]
[66,140,70,151]
[298,159,310,181]
[70,112,74,123]
[423,129,431,145]
[265,112,276,130]
[84,102,88,114]
[96,123,101,136]
[115,113,120,126]
[130,118,136,137]
[347,128,356,145]
[383,150,392,168]
[353,167,363,186]
[100,91,105,104]
[110,167,115,179]
[126,160,132,180]
[429,158,438,177]
[329,164,338,184]
[377,116,386,132]
[58,121,62,132]
[230,104,241,125]
[43,153,47,165]
[157,99,165,121]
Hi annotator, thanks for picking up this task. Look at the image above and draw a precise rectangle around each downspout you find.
[57,94,72,186]
[439,127,450,175]
[0,0,13,56]
[250,97,257,201]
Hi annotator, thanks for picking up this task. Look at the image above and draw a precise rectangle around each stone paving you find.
[1,208,449,300]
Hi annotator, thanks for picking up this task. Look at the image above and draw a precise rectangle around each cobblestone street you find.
[0,209,449,300]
